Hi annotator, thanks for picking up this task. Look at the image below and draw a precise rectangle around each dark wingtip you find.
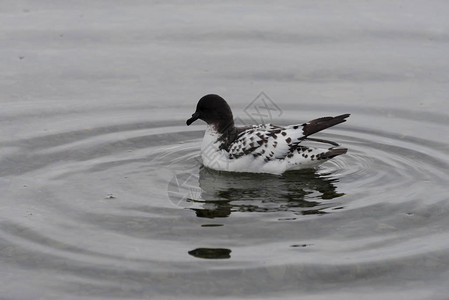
[302,113,351,137]
[333,114,351,124]
[323,148,348,159]
[338,113,351,122]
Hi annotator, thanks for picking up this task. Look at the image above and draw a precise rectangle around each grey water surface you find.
[2,1,449,299]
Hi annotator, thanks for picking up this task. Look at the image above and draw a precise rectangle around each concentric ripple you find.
[1,106,449,299]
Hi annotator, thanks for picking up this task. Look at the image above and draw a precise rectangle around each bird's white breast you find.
[200,125,228,170]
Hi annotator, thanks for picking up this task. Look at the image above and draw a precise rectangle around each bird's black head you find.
[186,94,234,132]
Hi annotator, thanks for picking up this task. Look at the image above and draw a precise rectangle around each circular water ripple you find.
[1,107,449,299]
[326,126,449,205]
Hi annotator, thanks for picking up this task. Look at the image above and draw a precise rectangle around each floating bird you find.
[186,94,349,174]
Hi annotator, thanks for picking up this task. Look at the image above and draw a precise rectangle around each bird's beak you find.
[186,111,200,126]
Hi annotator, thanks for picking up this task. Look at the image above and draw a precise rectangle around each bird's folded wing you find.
[228,124,305,160]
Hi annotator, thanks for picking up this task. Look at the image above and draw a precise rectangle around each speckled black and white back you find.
[201,123,347,174]
[187,94,349,174]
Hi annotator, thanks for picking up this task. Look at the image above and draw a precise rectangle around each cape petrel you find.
[186,94,349,174]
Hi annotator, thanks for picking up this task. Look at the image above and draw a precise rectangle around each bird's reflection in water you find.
[189,166,345,219]
[188,248,231,259]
